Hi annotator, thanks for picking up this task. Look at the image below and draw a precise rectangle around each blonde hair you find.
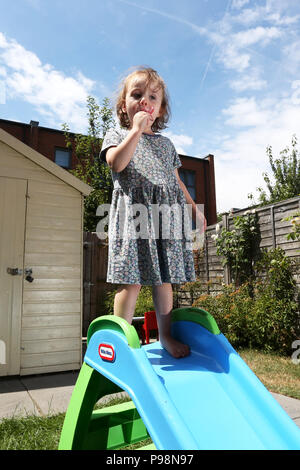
[116,66,171,132]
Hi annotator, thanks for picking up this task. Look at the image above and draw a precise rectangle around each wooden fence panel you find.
[82,233,112,337]
[176,196,300,305]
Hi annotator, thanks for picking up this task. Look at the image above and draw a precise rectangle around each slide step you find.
[82,400,150,450]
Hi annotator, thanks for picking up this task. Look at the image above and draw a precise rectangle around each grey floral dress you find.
[100,127,196,285]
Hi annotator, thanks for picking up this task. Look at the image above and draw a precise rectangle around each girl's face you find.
[122,74,164,133]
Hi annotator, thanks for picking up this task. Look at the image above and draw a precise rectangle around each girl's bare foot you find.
[160,335,190,358]
[152,284,190,359]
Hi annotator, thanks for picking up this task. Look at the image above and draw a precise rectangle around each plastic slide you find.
[59,308,300,450]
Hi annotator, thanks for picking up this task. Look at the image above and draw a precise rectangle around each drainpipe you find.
[29,120,39,150]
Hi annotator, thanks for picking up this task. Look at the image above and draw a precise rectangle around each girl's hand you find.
[196,209,207,233]
[132,108,154,133]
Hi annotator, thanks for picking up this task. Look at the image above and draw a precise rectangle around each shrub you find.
[192,248,300,355]
[247,249,299,354]
[214,210,260,286]
[193,283,253,348]
[283,211,300,245]
[176,279,208,306]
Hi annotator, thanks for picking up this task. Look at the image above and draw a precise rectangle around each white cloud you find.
[215,25,282,73]
[212,81,300,212]
[218,44,251,71]
[267,12,300,26]
[222,97,273,128]
[231,0,250,9]
[231,1,299,26]
[163,131,193,155]
[231,7,262,26]
[207,1,299,98]
[230,68,267,91]
[232,26,282,48]
[0,66,7,77]
[214,161,263,212]
[282,40,300,75]
[0,33,101,131]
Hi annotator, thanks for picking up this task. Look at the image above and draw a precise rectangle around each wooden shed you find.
[0,129,92,376]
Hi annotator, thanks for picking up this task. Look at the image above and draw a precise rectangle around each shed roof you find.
[0,128,92,196]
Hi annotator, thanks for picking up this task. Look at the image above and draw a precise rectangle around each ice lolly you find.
[140,104,154,114]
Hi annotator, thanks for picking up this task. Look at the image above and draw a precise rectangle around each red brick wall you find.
[0,119,77,168]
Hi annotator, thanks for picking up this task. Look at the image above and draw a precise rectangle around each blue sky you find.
[1,0,300,213]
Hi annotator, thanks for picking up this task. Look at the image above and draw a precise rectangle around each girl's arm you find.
[106,111,153,173]
[106,127,141,172]
[174,169,207,232]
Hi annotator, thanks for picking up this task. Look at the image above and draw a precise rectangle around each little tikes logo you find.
[98,343,115,362]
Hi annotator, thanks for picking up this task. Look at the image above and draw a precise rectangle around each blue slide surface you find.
[84,317,300,450]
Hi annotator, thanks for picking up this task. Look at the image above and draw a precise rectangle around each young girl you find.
[100,67,205,358]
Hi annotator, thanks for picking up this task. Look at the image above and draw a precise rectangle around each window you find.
[178,169,196,229]
[179,169,196,200]
[55,148,71,169]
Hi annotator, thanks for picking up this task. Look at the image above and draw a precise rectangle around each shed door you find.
[0,177,27,376]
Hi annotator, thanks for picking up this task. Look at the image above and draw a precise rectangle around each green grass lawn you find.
[239,348,300,400]
[0,349,299,450]
[0,413,64,450]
